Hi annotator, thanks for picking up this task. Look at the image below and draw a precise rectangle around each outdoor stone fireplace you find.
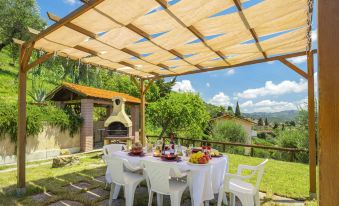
[104,97,134,142]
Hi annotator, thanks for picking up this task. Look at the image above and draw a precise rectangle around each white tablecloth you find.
[106,151,228,206]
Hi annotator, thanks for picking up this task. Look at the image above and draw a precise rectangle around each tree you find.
[235,101,241,117]
[265,117,269,126]
[146,92,210,138]
[273,122,279,129]
[212,120,247,143]
[205,103,225,118]
[227,106,234,114]
[155,77,176,98]
[0,0,46,51]
[258,118,264,126]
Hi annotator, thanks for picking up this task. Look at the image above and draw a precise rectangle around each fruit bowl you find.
[161,154,177,160]
[188,151,209,164]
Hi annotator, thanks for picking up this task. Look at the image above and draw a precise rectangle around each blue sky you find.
[36,0,318,113]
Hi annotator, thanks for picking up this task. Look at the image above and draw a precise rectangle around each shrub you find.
[212,120,247,143]
[0,102,83,143]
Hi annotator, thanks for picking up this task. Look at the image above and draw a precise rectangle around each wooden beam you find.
[149,50,316,79]
[139,79,146,146]
[47,12,98,39]
[79,1,202,71]
[307,52,316,198]
[318,0,339,205]
[74,45,100,56]
[233,0,267,58]
[154,0,230,66]
[24,0,106,47]
[25,52,54,72]
[279,58,308,79]
[16,46,29,195]
[48,12,169,76]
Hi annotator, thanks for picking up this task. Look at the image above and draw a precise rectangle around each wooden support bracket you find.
[279,58,308,79]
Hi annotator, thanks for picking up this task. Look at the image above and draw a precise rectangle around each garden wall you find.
[0,124,80,165]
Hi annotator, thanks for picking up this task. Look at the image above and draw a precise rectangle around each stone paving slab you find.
[48,200,83,206]
[31,191,54,203]
[80,187,109,201]
[63,182,92,191]
[93,175,106,184]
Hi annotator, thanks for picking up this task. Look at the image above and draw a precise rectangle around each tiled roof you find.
[57,82,141,104]
[211,113,255,124]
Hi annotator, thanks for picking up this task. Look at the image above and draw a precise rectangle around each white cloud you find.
[226,69,235,75]
[237,79,307,99]
[240,100,297,113]
[209,92,232,107]
[288,55,307,64]
[206,82,210,87]
[63,0,77,5]
[267,61,275,65]
[312,29,317,42]
[172,80,195,92]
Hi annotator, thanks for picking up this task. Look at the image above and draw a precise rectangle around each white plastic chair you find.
[217,159,268,206]
[104,156,145,206]
[103,144,126,156]
[142,160,188,206]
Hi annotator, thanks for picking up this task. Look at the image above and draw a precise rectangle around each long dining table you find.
[106,151,228,206]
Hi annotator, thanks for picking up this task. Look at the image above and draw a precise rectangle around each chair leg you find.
[109,183,114,206]
[157,194,164,206]
[223,193,228,206]
[217,191,224,206]
[148,191,154,206]
[113,184,121,199]
[124,183,139,206]
[170,193,183,206]
[254,192,260,206]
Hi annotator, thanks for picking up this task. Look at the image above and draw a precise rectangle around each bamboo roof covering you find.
[25,0,313,79]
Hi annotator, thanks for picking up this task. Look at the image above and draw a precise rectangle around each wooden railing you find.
[146,135,308,162]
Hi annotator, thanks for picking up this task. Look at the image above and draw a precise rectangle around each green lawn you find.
[0,152,315,205]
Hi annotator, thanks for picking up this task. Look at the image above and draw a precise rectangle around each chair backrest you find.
[254,159,268,188]
[236,159,268,189]
[142,160,182,194]
[104,156,126,185]
[103,144,126,156]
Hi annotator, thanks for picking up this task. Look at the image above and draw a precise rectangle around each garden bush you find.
[0,102,83,143]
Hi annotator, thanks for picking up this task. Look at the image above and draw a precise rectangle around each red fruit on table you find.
[198,156,208,164]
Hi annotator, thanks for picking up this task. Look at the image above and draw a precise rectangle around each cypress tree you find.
[235,101,241,117]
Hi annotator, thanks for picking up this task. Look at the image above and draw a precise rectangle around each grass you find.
[0,151,316,206]
[0,49,58,104]
[227,154,311,200]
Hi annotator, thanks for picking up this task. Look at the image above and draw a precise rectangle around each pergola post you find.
[307,52,316,198]
[80,99,94,152]
[17,47,28,195]
[318,1,339,205]
[139,79,146,146]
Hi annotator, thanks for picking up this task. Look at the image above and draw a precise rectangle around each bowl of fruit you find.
[129,143,144,156]
[188,151,210,165]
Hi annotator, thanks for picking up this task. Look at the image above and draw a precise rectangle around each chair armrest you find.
[123,159,142,172]
[225,173,251,180]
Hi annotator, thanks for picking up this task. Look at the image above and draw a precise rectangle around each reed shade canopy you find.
[29,0,313,79]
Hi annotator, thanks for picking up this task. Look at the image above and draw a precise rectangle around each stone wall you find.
[0,125,80,165]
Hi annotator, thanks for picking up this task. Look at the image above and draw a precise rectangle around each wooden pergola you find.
[14,0,338,205]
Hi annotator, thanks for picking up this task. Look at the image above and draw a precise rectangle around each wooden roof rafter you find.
[155,0,231,66]
[47,12,174,76]
[232,0,267,59]
[80,0,203,71]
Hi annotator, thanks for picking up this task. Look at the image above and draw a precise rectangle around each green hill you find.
[0,49,57,103]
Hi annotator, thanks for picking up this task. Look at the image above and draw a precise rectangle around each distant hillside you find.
[243,110,298,122]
